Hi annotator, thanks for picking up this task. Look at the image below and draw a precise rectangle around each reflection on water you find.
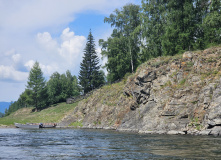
[0,128,221,159]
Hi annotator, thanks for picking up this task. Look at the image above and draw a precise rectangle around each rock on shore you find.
[60,47,221,136]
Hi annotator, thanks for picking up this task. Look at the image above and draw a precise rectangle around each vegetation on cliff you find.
[60,46,221,136]
[2,1,221,134]
[100,0,221,82]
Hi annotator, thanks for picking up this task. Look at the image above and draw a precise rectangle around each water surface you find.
[0,128,220,159]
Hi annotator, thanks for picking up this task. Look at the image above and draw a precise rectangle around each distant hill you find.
[0,102,11,113]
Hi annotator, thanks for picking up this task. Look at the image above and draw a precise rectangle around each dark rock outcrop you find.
[60,47,221,136]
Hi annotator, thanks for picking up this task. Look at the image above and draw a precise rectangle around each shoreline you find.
[1,124,219,136]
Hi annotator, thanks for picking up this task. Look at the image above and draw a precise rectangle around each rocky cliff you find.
[60,46,221,136]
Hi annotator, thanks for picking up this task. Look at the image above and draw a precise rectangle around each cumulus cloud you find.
[58,28,86,65]
[0,65,28,82]
[0,0,141,101]
[24,60,35,71]
[37,32,58,50]
[12,54,21,63]
[0,0,138,33]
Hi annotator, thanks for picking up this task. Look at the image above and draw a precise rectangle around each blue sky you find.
[0,0,141,102]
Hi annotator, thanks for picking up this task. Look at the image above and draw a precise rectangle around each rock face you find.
[60,47,221,136]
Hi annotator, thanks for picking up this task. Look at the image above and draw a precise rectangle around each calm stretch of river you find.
[0,128,221,159]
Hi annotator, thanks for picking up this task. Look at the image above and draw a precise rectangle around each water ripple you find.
[0,128,221,159]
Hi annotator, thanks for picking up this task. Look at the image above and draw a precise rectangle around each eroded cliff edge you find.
[60,46,221,136]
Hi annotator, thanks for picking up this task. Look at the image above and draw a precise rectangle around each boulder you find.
[209,126,221,136]
[183,51,193,59]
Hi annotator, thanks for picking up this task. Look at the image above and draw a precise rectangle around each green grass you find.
[69,121,83,128]
[0,102,78,126]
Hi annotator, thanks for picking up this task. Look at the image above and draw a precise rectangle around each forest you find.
[5,0,221,116]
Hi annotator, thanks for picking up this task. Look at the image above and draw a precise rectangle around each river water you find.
[0,128,221,159]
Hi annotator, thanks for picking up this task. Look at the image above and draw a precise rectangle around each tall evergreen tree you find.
[79,31,104,93]
[26,61,47,111]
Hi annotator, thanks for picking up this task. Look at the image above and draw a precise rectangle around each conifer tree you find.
[26,61,47,111]
[79,31,104,93]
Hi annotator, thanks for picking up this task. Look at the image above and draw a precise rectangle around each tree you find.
[193,0,209,49]
[26,61,47,111]
[47,72,62,104]
[47,70,81,104]
[141,0,166,59]
[161,0,196,55]
[72,75,81,97]
[100,4,141,82]
[203,0,221,46]
[79,31,104,93]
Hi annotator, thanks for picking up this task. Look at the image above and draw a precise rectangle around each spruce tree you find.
[79,31,104,94]
[26,61,47,111]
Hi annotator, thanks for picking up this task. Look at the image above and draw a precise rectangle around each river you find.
[0,128,221,159]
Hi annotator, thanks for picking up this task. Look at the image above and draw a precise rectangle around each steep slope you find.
[60,46,221,136]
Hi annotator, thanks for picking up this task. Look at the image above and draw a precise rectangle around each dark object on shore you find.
[14,123,56,129]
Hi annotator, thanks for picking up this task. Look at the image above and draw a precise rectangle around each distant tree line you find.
[5,0,221,115]
[5,31,105,115]
[99,0,221,82]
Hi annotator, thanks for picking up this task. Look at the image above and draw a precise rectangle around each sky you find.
[0,0,141,102]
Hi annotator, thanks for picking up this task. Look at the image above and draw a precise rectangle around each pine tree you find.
[26,61,47,111]
[79,31,104,93]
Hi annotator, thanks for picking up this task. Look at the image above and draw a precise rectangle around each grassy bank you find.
[0,102,78,126]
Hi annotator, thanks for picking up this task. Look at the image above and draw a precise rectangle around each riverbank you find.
[0,102,78,126]
[59,46,221,136]
[1,46,221,136]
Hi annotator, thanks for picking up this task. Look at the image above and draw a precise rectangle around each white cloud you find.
[0,0,137,33]
[37,32,58,50]
[58,28,86,65]
[24,60,35,70]
[12,54,21,63]
[0,65,28,82]
[0,0,141,101]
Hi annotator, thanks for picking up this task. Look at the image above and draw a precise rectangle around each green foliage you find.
[69,121,83,127]
[100,4,141,82]
[101,1,221,82]
[189,117,203,131]
[0,102,78,126]
[79,31,105,93]
[47,70,81,105]
[203,0,221,46]
[26,61,48,111]
[141,0,165,58]
[0,112,4,118]
[178,78,187,87]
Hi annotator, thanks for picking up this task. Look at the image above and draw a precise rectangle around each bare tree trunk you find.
[129,39,134,73]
